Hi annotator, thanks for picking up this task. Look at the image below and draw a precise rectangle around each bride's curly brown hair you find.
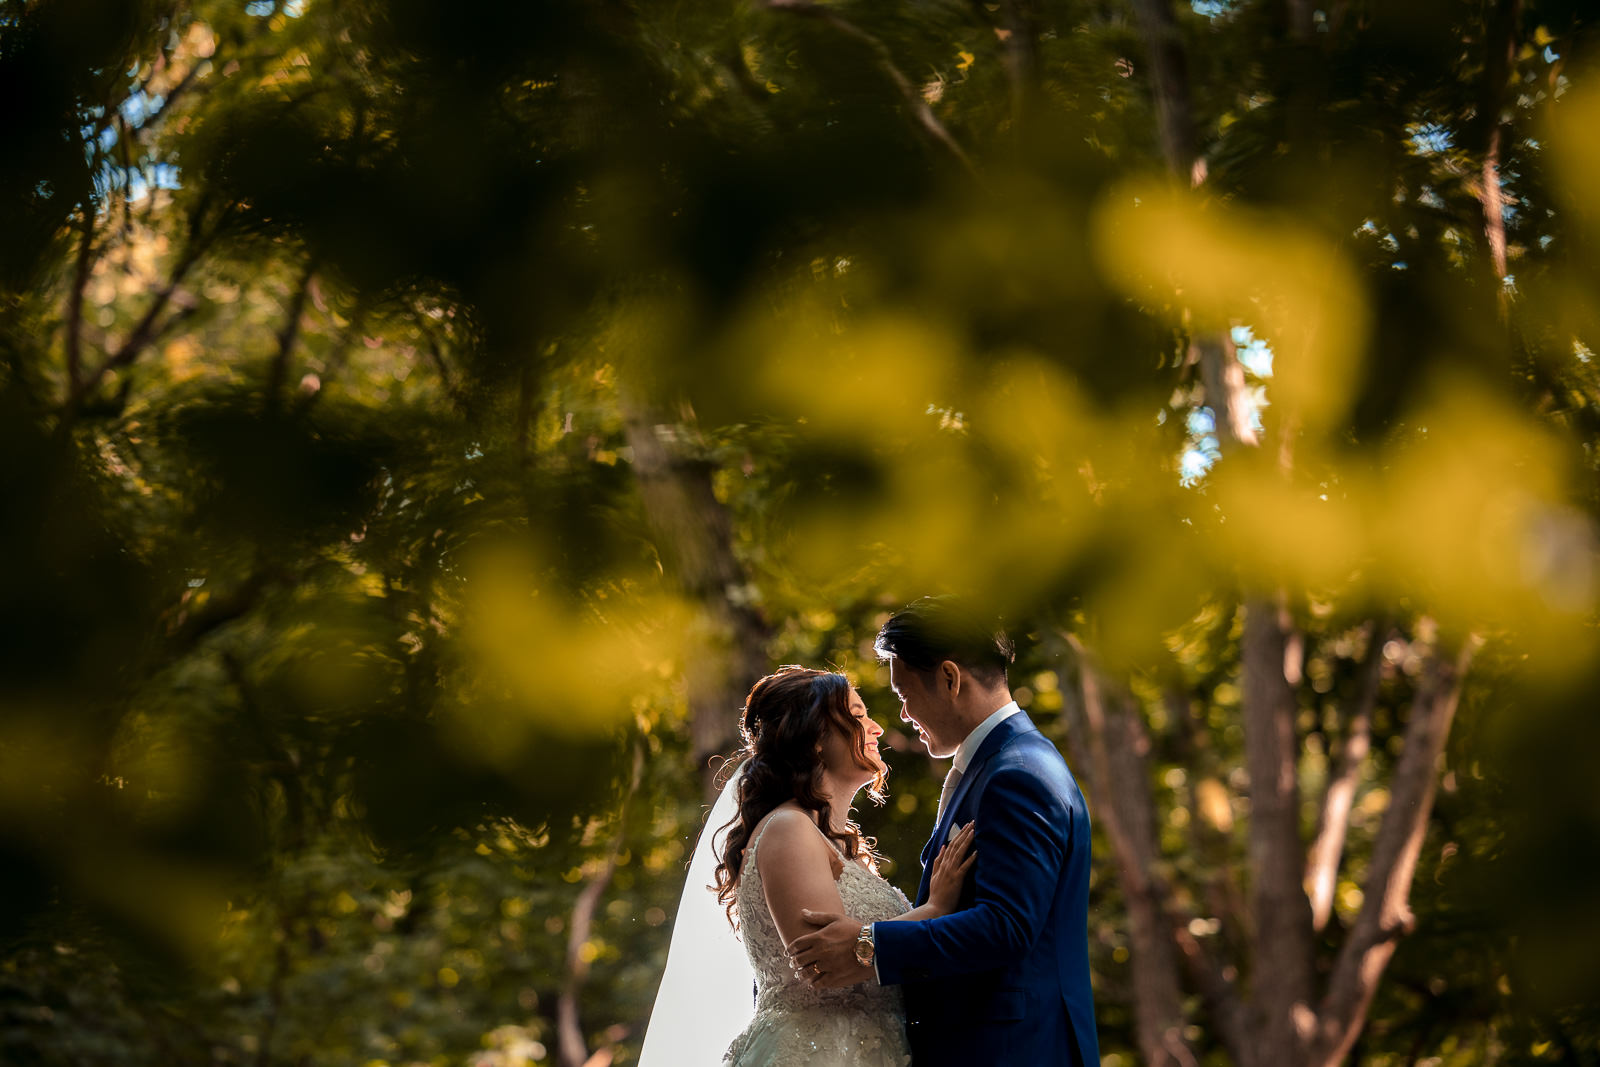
[711,666,887,928]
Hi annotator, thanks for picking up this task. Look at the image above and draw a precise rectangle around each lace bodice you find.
[724,814,912,1065]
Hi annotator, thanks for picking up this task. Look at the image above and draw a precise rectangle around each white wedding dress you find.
[724,819,913,1066]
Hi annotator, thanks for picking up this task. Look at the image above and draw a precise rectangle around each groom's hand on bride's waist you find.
[787,910,872,989]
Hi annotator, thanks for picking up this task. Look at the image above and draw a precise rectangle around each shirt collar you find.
[952,701,1021,774]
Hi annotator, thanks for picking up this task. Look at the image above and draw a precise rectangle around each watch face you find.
[854,941,873,963]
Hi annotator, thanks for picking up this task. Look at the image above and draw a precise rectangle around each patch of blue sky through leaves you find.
[1179,325,1274,487]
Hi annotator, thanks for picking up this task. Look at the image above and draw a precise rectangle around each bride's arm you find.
[755,809,850,948]
[887,821,976,922]
[781,822,977,989]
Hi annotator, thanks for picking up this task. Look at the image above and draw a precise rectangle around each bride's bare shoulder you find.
[749,803,817,847]
[750,806,843,878]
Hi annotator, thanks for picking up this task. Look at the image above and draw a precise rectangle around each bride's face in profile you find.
[818,686,885,791]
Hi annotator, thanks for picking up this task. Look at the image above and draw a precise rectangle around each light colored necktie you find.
[936,766,964,824]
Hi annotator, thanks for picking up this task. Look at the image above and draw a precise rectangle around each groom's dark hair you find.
[874,595,1014,689]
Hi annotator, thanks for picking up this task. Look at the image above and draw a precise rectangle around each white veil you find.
[638,761,755,1066]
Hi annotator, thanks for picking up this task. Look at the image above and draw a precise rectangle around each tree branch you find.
[66,198,231,422]
[220,650,312,1067]
[164,564,292,655]
[267,259,317,414]
[764,0,979,179]
[116,112,137,249]
[516,360,536,467]
[413,307,466,410]
[1306,617,1388,931]
[718,44,771,107]
[292,300,366,416]
[1308,633,1480,1067]
[557,745,645,1067]
[101,224,209,370]
[1475,0,1523,287]
[139,55,211,132]
[221,651,307,849]
[64,205,98,395]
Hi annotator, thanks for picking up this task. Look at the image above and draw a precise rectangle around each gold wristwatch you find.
[854,923,875,967]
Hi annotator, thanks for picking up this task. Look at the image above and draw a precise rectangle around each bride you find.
[641,666,976,1066]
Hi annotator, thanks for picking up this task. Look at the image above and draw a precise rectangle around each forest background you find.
[3,0,1599,1064]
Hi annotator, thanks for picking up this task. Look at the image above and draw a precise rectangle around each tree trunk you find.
[1196,331,1259,449]
[1062,637,1197,1067]
[997,0,1042,133]
[1241,597,1315,1066]
[1129,0,1202,185]
[622,401,769,797]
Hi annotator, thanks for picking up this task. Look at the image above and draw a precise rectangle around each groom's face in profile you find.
[889,657,962,759]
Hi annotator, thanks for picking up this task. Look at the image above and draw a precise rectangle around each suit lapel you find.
[915,712,1039,903]
[939,711,1034,835]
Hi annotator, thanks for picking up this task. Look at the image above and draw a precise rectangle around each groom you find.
[788,596,1099,1066]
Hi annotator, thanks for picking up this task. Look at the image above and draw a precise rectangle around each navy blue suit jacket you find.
[874,712,1098,1066]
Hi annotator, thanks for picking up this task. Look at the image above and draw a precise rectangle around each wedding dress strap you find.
[745,814,776,860]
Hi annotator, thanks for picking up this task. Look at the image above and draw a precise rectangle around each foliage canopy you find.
[2,0,1599,1064]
